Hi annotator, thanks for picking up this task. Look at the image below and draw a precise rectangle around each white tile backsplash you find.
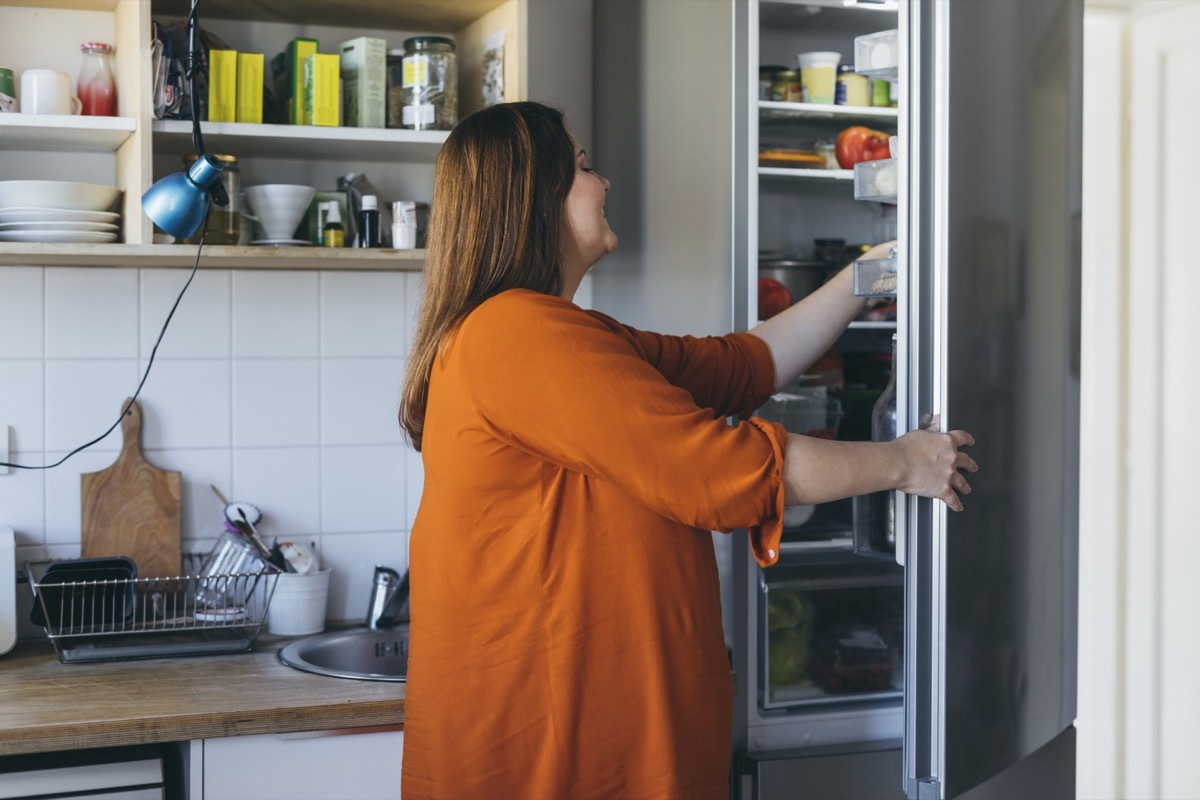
[232,447,321,538]
[320,358,405,446]
[320,272,408,357]
[318,530,409,623]
[0,268,44,358]
[138,360,232,449]
[320,445,406,533]
[45,268,139,358]
[0,360,44,451]
[232,271,319,358]
[140,269,232,358]
[44,359,140,452]
[0,455,45,543]
[1,266,422,585]
[232,359,319,447]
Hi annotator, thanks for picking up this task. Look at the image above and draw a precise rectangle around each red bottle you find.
[78,42,117,116]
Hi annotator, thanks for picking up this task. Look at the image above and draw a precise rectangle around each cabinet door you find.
[202,729,403,800]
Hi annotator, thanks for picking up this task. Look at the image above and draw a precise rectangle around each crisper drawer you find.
[758,557,902,711]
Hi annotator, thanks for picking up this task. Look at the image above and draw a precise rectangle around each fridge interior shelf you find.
[759,101,898,125]
[853,255,897,298]
[854,29,900,83]
[759,560,903,711]
[853,158,898,204]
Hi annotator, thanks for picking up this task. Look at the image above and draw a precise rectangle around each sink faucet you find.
[366,565,410,629]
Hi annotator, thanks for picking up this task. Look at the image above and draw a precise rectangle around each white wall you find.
[0,267,424,628]
[1078,2,1200,798]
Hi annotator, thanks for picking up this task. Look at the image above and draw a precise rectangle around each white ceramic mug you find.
[20,69,82,115]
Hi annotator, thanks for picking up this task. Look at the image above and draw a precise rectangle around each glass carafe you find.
[78,42,117,116]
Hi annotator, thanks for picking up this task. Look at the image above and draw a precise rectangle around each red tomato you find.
[758,278,793,320]
[835,126,891,169]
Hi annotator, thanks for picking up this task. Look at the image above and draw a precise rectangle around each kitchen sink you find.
[278,625,408,682]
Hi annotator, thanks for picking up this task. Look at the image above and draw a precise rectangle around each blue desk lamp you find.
[141,0,227,238]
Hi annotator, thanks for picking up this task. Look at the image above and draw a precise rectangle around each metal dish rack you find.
[25,556,280,663]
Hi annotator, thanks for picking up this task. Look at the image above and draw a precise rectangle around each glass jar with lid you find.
[78,42,117,116]
[401,36,457,131]
[179,154,241,245]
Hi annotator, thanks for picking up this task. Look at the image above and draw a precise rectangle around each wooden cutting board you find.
[81,399,182,578]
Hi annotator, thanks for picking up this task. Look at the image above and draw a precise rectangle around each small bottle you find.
[853,334,898,557]
[78,42,117,116]
[356,195,381,248]
[321,202,344,248]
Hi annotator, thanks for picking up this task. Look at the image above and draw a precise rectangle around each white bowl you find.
[0,181,122,212]
[244,184,316,241]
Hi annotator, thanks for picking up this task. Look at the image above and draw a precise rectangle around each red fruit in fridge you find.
[835,126,891,169]
[757,278,793,320]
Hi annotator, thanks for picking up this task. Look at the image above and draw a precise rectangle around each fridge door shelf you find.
[853,255,897,298]
[853,158,898,204]
[854,29,900,83]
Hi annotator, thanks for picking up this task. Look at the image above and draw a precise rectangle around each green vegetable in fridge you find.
[768,627,810,685]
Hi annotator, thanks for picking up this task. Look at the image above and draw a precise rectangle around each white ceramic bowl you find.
[0,181,122,212]
[244,184,316,240]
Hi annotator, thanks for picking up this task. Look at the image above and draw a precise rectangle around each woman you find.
[399,102,975,799]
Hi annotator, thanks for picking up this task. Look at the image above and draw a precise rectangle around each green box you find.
[287,37,319,124]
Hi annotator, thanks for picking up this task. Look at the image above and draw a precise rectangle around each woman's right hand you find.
[890,423,978,512]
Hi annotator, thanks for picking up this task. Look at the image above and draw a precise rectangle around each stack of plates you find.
[0,181,122,244]
[0,208,121,243]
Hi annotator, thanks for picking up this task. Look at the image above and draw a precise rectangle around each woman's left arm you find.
[749,240,894,392]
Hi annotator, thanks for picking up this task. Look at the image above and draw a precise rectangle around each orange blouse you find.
[401,289,787,799]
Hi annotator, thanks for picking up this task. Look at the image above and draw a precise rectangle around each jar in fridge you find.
[179,154,241,245]
[401,36,457,131]
[769,69,803,103]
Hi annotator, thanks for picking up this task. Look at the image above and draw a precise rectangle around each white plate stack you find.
[0,180,122,244]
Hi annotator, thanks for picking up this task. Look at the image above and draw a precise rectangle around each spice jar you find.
[770,69,803,103]
[401,36,457,131]
[78,42,117,116]
[386,49,405,128]
[179,154,241,245]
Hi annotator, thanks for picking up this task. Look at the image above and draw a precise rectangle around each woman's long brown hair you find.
[399,102,576,451]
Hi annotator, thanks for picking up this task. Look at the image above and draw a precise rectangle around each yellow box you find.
[207,49,237,123]
[236,52,264,124]
[287,37,319,124]
[303,53,341,127]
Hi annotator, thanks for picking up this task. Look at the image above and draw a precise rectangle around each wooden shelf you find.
[152,0,507,32]
[152,120,448,162]
[0,243,425,271]
[0,114,136,152]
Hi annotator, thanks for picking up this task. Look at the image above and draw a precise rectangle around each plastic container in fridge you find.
[853,255,898,298]
[854,29,900,83]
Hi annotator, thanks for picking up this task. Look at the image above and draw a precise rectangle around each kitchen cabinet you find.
[0,0,592,271]
[190,728,403,800]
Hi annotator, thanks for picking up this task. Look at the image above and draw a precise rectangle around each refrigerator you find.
[592,0,1081,798]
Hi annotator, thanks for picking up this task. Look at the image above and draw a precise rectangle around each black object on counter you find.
[356,194,381,248]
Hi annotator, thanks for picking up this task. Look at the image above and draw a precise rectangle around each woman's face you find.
[560,141,617,280]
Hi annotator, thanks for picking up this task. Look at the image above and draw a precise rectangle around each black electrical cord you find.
[2,0,217,472]
[0,220,209,471]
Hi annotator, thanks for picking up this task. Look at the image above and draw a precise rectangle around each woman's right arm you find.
[782,425,977,511]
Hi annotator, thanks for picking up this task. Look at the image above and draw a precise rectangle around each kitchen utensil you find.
[0,181,120,212]
[243,184,315,240]
[20,69,81,115]
[81,399,182,578]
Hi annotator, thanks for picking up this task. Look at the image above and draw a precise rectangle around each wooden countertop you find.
[0,637,405,756]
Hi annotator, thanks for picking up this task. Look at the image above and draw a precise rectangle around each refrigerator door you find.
[901,1,1082,798]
